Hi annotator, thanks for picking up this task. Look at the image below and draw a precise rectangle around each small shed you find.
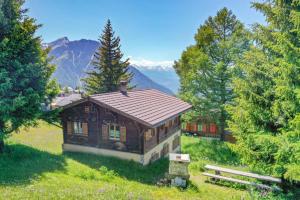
[168,153,190,187]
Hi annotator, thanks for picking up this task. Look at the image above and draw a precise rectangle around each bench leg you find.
[211,170,221,182]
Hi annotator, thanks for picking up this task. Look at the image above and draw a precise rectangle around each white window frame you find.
[73,122,83,135]
[109,123,120,141]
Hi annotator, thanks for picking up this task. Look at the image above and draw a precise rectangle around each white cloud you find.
[128,57,174,70]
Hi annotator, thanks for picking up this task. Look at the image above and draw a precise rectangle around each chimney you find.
[120,80,128,94]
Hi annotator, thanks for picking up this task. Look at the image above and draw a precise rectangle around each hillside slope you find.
[47,37,174,95]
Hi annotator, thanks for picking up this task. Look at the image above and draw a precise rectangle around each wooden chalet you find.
[60,86,192,165]
[181,119,236,143]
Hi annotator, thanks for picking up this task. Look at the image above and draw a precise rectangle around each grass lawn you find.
[0,122,255,199]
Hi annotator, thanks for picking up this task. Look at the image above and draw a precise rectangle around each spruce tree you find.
[174,8,249,140]
[228,0,300,182]
[83,20,132,94]
[0,0,58,152]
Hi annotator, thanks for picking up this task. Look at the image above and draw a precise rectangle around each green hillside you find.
[0,122,250,200]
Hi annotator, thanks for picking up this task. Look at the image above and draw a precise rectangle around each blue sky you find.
[24,0,265,66]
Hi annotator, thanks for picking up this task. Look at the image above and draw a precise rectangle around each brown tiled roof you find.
[89,89,192,127]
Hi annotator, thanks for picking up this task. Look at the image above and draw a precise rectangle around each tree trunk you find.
[219,69,227,142]
[0,120,5,153]
[219,112,226,141]
[0,139,4,153]
[219,92,227,141]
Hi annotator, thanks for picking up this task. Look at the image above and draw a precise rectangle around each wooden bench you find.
[203,164,282,191]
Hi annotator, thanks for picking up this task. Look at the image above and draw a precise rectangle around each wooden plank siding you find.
[61,100,182,155]
[144,128,157,152]
[61,101,144,154]
[143,117,181,153]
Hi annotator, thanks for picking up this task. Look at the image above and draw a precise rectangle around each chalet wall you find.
[61,101,145,154]
[61,100,183,165]
[61,101,97,147]
[62,130,181,166]
[144,117,180,153]
[97,105,145,153]
[142,130,181,165]
[62,144,142,163]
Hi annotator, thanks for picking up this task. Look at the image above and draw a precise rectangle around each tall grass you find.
[181,136,242,173]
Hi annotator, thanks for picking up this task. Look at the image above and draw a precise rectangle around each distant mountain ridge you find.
[133,65,179,93]
[47,37,174,95]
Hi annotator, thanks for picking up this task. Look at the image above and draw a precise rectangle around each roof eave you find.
[150,106,193,128]
[61,97,88,110]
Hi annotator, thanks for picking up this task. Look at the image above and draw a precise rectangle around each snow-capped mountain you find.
[132,64,179,93]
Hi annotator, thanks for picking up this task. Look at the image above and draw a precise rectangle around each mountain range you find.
[47,37,179,95]
[133,65,179,94]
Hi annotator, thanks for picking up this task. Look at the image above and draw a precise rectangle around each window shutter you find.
[192,123,197,132]
[82,122,88,136]
[67,121,72,135]
[102,124,108,140]
[120,126,126,143]
[186,123,191,131]
[210,124,217,134]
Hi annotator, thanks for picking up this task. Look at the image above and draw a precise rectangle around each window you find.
[181,122,187,130]
[84,106,90,113]
[74,122,83,135]
[172,135,180,150]
[145,129,155,141]
[67,121,88,136]
[109,124,120,141]
[150,152,160,163]
[91,104,97,112]
[198,124,202,132]
[161,143,169,157]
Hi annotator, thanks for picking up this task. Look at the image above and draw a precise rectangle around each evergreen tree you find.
[174,8,249,140]
[63,86,70,94]
[228,0,300,182]
[0,0,58,152]
[83,20,132,94]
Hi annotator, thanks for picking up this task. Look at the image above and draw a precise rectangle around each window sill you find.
[109,138,121,141]
[71,134,88,137]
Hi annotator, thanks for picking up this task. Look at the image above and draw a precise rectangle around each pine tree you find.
[174,8,249,140]
[228,0,300,182]
[0,0,58,152]
[83,20,132,94]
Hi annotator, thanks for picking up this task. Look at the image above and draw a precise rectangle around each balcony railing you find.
[158,126,180,143]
